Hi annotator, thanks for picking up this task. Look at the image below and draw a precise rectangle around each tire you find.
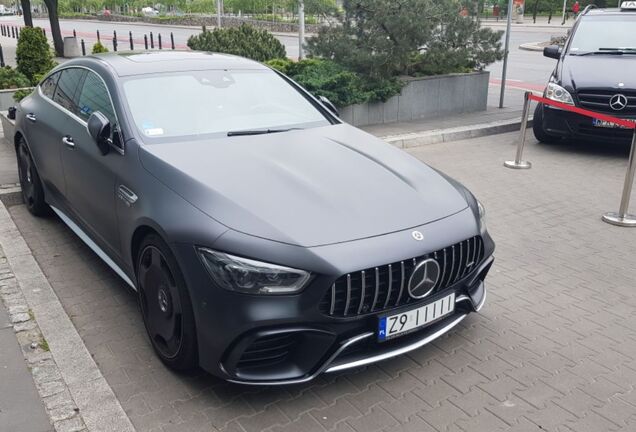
[533,104,562,144]
[16,138,49,216]
[136,233,198,371]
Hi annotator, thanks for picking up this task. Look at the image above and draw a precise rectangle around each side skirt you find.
[50,205,137,290]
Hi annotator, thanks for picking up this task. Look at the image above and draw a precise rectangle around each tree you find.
[43,0,64,57]
[21,0,33,27]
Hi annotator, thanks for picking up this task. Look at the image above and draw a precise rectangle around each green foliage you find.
[0,66,32,90]
[266,58,402,106]
[16,27,56,85]
[92,41,109,54]
[187,24,286,62]
[306,0,503,80]
[13,89,32,102]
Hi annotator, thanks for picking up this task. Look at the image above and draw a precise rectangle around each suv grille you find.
[577,89,636,115]
[320,236,484,318]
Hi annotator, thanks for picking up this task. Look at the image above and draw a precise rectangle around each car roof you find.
[68,51,269,77]
[585,8,636,16]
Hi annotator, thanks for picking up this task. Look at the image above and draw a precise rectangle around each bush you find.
[16,27,56,85]
[266,58,402,106]
[187,24,286,62]
[92,41,109,54]
[13,88,32,102]
[0,66,32,90]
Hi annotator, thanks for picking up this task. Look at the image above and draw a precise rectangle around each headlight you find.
[545,82,574,106]
[477,200,487,234]
[198,248,312,295]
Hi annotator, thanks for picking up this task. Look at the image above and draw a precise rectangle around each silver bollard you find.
[504,91,533,169]
[602,128,636,227]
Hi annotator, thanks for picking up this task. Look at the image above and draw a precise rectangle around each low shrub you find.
[266,58,401,107]
[13,88,32,102]
[16,27,56,85]
[187,24,286,62]
[0,66,31,90]
[92,41,109,54]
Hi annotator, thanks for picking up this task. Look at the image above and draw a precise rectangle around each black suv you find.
[534,2,636,143]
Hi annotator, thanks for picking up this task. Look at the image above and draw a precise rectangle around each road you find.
[0,16,569,109]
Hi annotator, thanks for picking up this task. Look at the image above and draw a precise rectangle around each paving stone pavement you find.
[5,131,636,432]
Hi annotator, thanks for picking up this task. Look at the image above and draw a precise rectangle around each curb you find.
[0,200,135,432]
[382,116,533,148]
[519,42,545,52]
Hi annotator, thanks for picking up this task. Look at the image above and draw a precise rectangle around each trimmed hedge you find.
[16,27,55,85]
[187,24,286,62]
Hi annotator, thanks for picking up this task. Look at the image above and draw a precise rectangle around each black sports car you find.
[14,51,494,384]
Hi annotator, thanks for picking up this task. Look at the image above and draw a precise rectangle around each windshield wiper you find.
[576,50,626,56]
[227,127,302,137]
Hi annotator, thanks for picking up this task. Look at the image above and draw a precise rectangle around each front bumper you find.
[542,105,635,142]
[173,207,495,384]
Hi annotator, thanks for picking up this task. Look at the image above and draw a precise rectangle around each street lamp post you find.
[499,0,514,108]
[217,0,222,27]
[298,0,305,60]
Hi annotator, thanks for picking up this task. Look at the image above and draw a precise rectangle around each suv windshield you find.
[123,69,330,141]
[569,15,636,54]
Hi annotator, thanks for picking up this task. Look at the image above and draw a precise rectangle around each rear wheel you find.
[533,104,561,144]
[16,138,49,216]
[136,234,198,371]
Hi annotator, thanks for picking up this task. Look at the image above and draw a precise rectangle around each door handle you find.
[117,185,138,206]
[62,135,75,148]
[26,113,37,122]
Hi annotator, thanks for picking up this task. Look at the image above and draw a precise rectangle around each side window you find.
[77,72,117,127]
[53,68,87,115]
[40,72,60,99]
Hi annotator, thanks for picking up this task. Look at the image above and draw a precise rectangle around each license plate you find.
[378,293,455,342]
[592,119,629,129]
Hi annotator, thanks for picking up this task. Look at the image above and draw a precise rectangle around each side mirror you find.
[87,111,111,155]
[543,45,561,60]
[319,95,339,117]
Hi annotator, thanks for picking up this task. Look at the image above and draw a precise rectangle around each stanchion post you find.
[129,31,133,50]
[73,29,76,38]
[158,33,162,49]
[150,32,154,49]
[113,31,118,52]
[504,91,533,169]
[602,128,636,227]
[81,39,86,56]
[42,28,46,37]
[0,45,5,67]
[170,32,175,49]
[97,29,100,42]
[144,34,148,50]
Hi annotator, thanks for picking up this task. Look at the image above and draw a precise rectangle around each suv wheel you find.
[533,104,561,144]
[136,234,198,371]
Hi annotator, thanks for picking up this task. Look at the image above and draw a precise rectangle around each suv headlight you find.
[198,248,312,295]
[477,200,487,234]
[545,82,574,106]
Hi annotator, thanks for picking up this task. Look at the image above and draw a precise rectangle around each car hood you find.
[560,55,636,89]
[139,124,468,248]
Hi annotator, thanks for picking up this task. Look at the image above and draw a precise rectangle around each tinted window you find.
[77,72,116,125]
[53,68,86,115]
[40,72,60,99]
[123,69,329,141]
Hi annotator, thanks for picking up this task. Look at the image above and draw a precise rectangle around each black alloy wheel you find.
[137,234,197,370]
[17,138,49,216]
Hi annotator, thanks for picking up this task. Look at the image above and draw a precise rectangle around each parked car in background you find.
[13,51,494,384]
[141,7,160,17]
[534,2,636,143]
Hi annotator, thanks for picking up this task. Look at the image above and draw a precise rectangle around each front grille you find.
[577,89,636,115]
[236,333,299,370]
[320,236,484,318]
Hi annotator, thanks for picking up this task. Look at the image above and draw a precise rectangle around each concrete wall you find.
[0,88,31,111]
[339,71,489,127]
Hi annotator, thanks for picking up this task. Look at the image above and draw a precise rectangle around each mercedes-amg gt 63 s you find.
[14,51,494,384]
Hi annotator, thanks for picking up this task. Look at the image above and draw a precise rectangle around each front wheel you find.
[136,234,198,371]
[532,104,562,144]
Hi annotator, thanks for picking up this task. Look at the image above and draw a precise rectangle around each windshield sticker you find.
[144,128,164,136]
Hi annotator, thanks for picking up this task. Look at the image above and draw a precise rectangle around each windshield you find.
[122,69,330,141]
[569,16,636,54]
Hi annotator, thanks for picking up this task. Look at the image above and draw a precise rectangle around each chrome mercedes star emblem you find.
[609,94,628,111]
[408,258,440,299]
[411,231,424,241]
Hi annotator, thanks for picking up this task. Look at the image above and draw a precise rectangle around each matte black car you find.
[14,51,494,384]
[534,2,636,143]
